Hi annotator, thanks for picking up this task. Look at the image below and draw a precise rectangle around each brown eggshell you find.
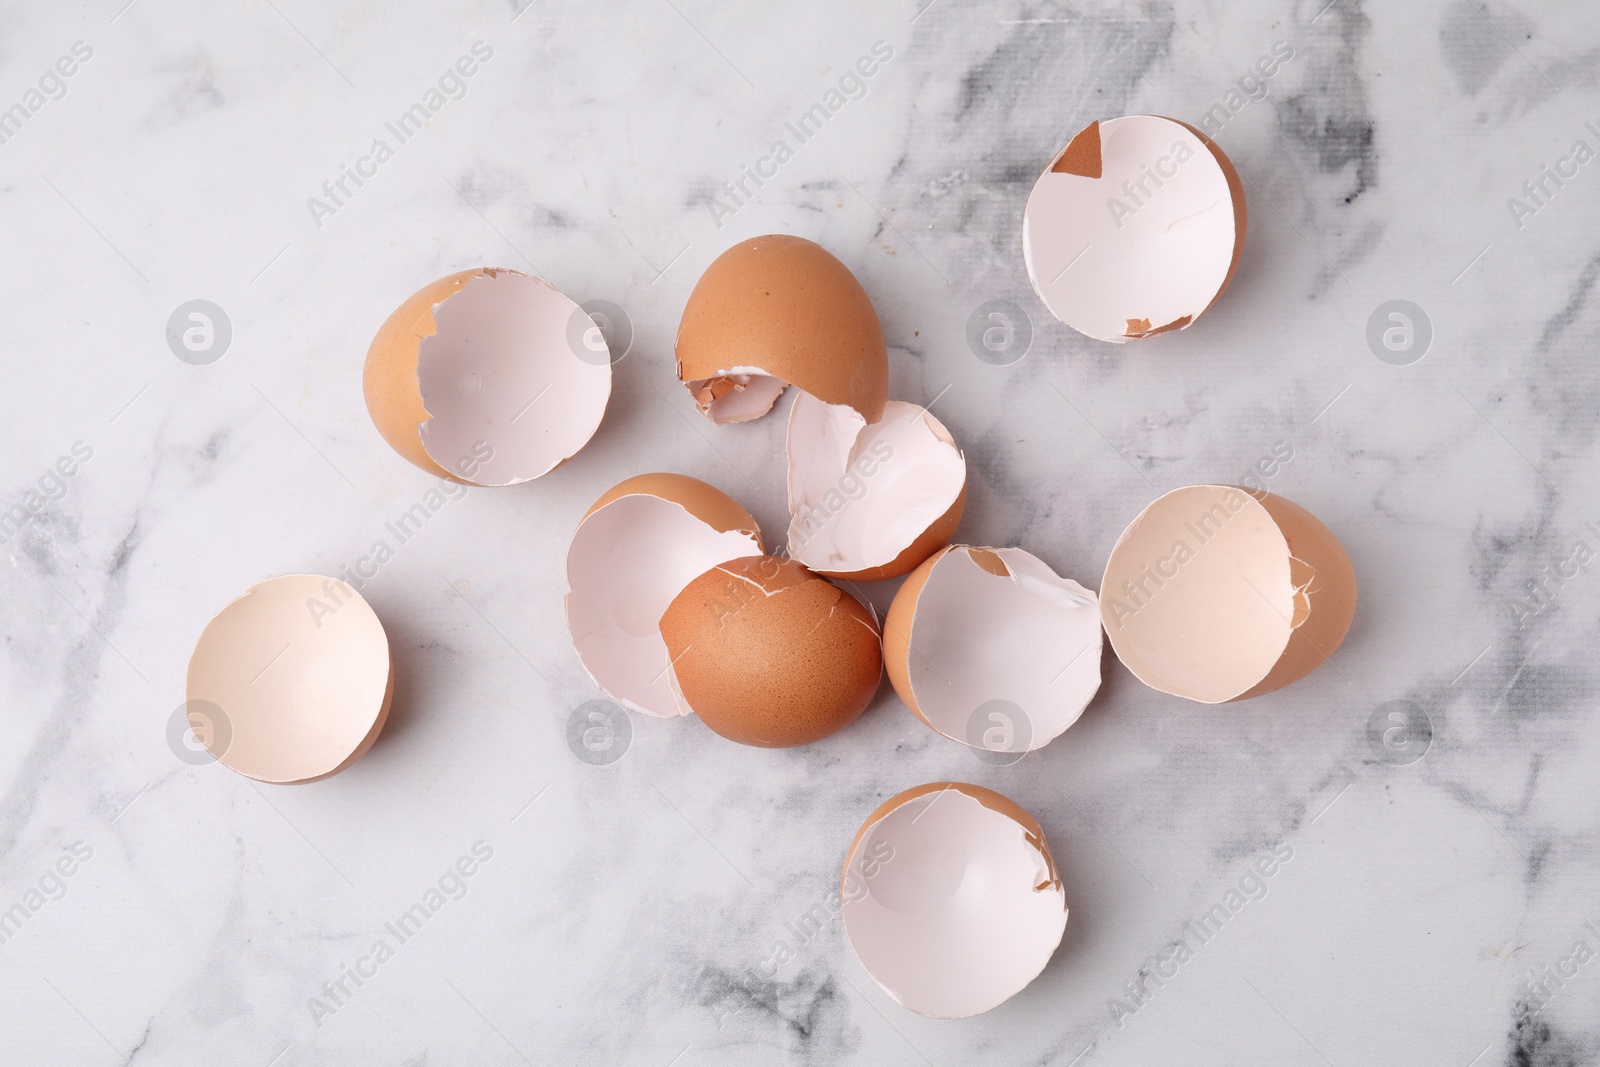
[881,546,952,730]
[838,781,1067,1017]
[1099,485,1356,703]
[365,270,479,482]
[658,555,883,747]
[581,471,761,538]
[1234,489,1357,701]
[364,267,612,485]
[185,574,393,784]
[1023,115,1248,343]
[676,235,889,424]
[814,483,967,583]
[841,782,1061,898]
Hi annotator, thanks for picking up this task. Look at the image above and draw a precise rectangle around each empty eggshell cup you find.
[675,235,889,425]
[364,268,613,485]
[658,555,883,747]
[841,782,1068,1018]
[785,392,967,581]
[1023,115,1247,343]
[1100,485,1357,703]
[565,473,763,718]
[185,575,393,784]
[884,546,1102,753]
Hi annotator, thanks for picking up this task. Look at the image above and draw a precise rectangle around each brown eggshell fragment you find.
[364,268,612,485]
[840,782,1067,1018]
[884,546,1102,752]
[565,474,763,718]
[658,555,883,746]
[785,392,967,581]
[675,235,889,424]
[1023,115,1247,343]
[185,575,393,784]
[1100,485,1356,703]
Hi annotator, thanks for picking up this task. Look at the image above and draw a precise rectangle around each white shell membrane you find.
[906,547,1101,752]
[186,575,390,783]
[842,788,1068,1018]
[785,392,964,572]
[566,493,760,717]
[418,271,612,484]
[1023,115,1238,343]
[1101,485,1296,702]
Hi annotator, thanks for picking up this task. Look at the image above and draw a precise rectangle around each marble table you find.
[4,0,1600,1063]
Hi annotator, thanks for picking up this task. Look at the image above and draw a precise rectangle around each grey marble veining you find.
[3,0,1600,1064]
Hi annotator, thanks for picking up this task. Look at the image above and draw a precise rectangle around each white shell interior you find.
[1022,115,1237,343]
[686,366,788,424]
[566,493,761,717]
[1101,485,1296,703]
[186,575,390,783]
[842,788,1068,1018]
[906,547,1101,751]
[417,270,612,484]
[785,392,965,573]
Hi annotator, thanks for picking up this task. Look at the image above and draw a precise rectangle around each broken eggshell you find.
[185,574,393,784]
[565,473,763,718]
[1100,485,1356,703]
[841,782,1068,1018]
[785,391,966,581]
[364,268,612,485]
[884,546,1102,753]
[1022,115,1247,343]
[675,235,889,425]
[658,555,882,747]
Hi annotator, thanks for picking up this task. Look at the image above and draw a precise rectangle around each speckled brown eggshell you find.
[658,555,883,747]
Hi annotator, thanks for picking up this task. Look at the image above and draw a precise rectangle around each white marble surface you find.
[4,0,1600,1063]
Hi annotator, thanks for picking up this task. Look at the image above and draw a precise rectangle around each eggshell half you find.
[785,391,966,581]
[364,268,612,485]
[565,474,763,718]
[1023,115,1247,343]
[841,782,1067,1018]
[1100,485,1357,703]
[676,235,888,424]
[884,546,1102,752]
[185,575,393,784]
[658,555,882,746]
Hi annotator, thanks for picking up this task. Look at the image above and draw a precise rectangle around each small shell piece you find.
[841,782,1068,1018]
[675,235,889,425]
[185,575,393,784]
[1100,485,1357,703]
[1023,115,1247,343]
[884,546,1102,752]
[364,268,612,484]
[565,474,762,718]
[658,555,883,746]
